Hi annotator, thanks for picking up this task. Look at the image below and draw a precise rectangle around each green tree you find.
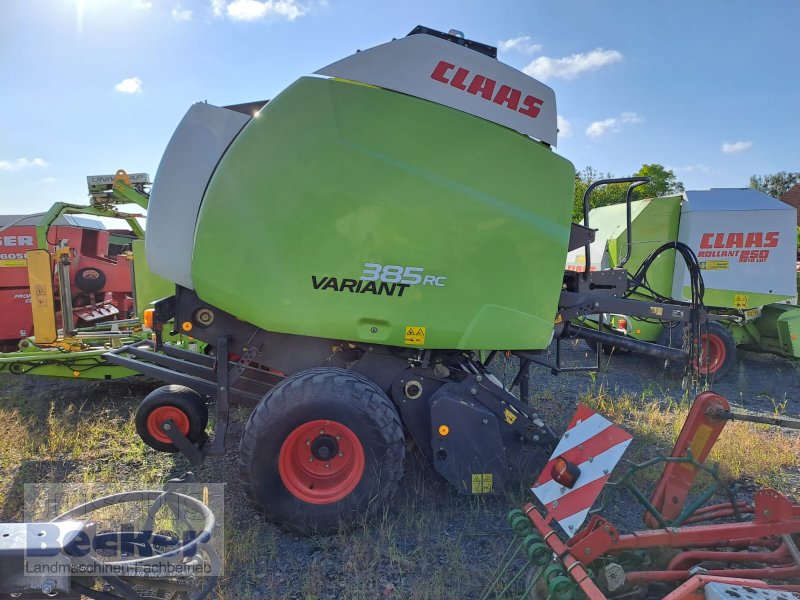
[573,164,684,222]
[633,164,684,199]
[749,171,800,198]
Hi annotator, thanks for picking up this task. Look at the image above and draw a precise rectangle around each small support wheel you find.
[136,385,209,453]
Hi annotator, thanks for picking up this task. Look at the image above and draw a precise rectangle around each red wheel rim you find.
[278,419,365,505]
[146,406,191,444]
[694,333,727,375]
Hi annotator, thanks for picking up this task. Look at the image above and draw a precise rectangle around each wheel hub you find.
[311,434,339,461]
[278,419,365,505]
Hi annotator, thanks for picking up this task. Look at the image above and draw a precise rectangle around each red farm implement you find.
[482,392,800,600]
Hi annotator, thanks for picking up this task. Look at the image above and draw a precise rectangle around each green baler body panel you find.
[587,197,682,342]
[756,304,800,358]
[131,239,175,320]
[192,77,575,350]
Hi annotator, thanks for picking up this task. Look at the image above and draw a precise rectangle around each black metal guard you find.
[581,176,651,280]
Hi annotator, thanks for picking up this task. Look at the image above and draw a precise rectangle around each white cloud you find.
[41,176,59,184]
[621,111,642,124]
[721,141,752,154]
[172,4,193,20]
[524,48,623,80]
[220,0,307,21]
[497,36,541,54]
[133,0,153,8]
[557,115,572,138]
[585,112,643,139]
[670,164,711,174]
[586,118,618,138]
[0,158,49,171]
[115,77,143,93]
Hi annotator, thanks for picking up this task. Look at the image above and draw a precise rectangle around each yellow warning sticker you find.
[649,306,664,316]
[471,474,481,493]
[0,259,26,268]
[700,260,729,271]
[554,313,563,324]
[404,326,426,346]
[744,308,760,320]
[734,294,749,309]
[503,408,517,425]
[471,473,494,494]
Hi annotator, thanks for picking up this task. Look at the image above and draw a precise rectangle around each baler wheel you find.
[135,385,209,453]
[660,322,737,379]
[238,367,405,535]
[694,323,736,378]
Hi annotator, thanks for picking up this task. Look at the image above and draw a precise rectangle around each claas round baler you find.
[109,26,709,534]
[567,189,800,378]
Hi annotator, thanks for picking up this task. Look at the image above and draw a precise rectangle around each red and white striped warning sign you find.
[532,404,632,536]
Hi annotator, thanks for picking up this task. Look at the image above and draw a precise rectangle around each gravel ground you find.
[509,338,800,416]
[2,341,799,599]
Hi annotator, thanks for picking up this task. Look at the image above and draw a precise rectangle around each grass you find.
[0,377,175,520]
[0,371,798,599]
[583,388,800,491]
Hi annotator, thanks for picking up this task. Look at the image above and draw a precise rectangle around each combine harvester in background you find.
[567,188,800,378]
[0,171,174,379]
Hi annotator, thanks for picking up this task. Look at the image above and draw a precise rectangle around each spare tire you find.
[75,267,107,293]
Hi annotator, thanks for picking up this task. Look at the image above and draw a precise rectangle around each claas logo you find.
[430,60,544,119]
[700,231,779,249]
[698,231,780,264]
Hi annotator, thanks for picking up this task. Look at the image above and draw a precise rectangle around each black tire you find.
[75,267,107,293]
[238,367,405,535]
[658,321,737,380]
[135,385,209,453]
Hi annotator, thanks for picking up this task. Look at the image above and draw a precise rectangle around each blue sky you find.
[2,0,799,216]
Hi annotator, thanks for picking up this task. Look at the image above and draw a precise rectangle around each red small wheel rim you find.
[146,406,191,444]
[278,419,365,505]
[695,333,727,375]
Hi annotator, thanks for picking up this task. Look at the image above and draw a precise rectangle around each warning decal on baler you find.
[404,326,426,345]
[471,473,493,494]
[532,404,632,535]
[734,294,749,309]
[699,260,729,270]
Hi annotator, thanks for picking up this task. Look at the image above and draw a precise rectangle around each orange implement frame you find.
[645,391,730,528]
[518,391,800,600]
